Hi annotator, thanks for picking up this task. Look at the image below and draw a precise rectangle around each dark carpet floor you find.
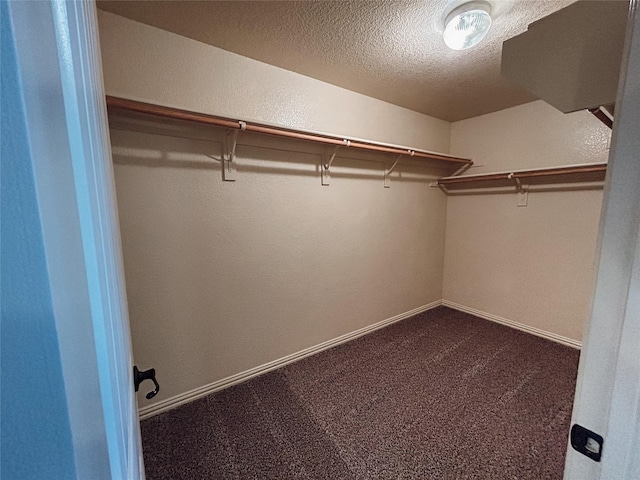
[140,307,580,479]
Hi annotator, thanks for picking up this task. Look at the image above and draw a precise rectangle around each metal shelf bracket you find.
[223,121,246,181]
[322,139,350,186]
[385,150,414,188]
[508,173,529,207]
[507,172,526,193]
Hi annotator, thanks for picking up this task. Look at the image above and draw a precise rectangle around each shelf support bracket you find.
[508,173,526,193]
[508,173,529,207]
[451,163,472,177]
[322,139,350,186]
[223,121,246,181]
[385,150,413,188]
[436,182,449,194]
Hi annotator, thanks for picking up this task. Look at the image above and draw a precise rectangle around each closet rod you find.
[105,96,473,166]
[437,163,607,186]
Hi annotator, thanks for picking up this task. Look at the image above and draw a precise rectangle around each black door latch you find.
[133,366,160,399]
[570,424,603,462]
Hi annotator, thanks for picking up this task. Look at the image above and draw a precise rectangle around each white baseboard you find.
[139,300,442,419]
[441,300,582,350]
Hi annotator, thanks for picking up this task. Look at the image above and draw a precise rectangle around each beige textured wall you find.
[443,101,611,343]
[98,10,450,153]
[98,11,452,407]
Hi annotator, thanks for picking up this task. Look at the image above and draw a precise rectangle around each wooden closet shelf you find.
[437,163,607,190]
[105,96,472,166]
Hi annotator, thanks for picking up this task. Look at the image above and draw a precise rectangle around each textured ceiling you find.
[97,0,577,122]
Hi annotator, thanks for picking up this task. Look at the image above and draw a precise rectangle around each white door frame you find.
[565,1,640,479]
[8,1,143,478]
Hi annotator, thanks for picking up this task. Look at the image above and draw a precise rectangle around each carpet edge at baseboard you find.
[139,300,443,419]
[442,300,582,350]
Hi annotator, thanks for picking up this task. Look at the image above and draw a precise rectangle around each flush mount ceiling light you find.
[443,1,492,51]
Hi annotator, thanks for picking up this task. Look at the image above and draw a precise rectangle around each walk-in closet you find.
[98,1,632,478]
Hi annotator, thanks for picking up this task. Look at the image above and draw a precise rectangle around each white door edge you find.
[565,1,640,479]
[7,1,144,478]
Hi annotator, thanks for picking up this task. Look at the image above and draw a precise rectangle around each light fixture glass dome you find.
[443,1,492,51]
